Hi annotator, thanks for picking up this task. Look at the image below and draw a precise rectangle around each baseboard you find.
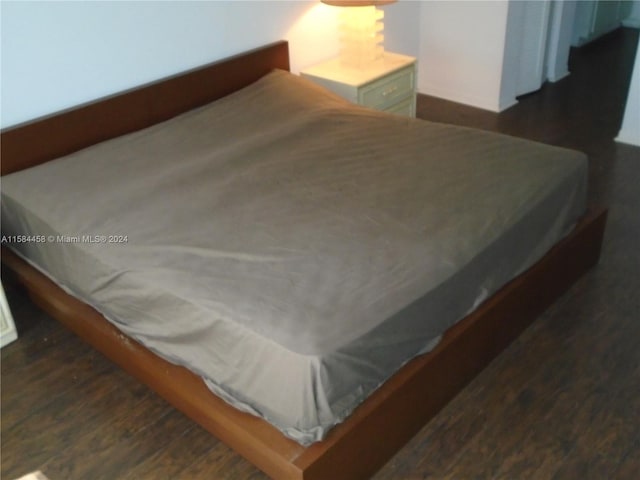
[417,83,514,113]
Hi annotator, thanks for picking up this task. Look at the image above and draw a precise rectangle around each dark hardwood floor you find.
[2,28,639,480]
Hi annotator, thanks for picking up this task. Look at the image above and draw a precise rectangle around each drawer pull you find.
[382,86,398,97]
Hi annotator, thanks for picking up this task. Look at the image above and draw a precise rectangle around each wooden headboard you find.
[0,41,290,176]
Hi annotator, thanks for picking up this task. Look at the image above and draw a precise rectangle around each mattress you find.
[0,69,587,445]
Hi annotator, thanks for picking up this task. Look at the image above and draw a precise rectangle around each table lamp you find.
[322,0,396,69]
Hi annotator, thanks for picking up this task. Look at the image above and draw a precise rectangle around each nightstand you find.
[301,52,417,117]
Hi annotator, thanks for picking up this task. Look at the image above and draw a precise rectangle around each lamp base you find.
[338,5,386,70]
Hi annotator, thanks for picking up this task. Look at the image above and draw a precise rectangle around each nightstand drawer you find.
[383,96,415,117]
[358,65,415,109]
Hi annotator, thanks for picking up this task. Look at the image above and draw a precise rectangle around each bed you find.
[0,41,607,479]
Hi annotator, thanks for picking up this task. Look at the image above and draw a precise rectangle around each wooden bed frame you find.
[1,41,607,479]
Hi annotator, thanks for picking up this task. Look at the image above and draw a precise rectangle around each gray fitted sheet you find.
[1,69,587,445]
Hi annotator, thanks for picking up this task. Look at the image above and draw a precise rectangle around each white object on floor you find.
[15,472,50,480]
[0,282,18,348]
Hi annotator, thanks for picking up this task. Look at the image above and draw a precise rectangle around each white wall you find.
[616,36,640,147]
[1,0,617,124]
[417,1,514,112]
[0,0,417,129]
[545,0,577,82]
[0,1,314,127]
[622,0,640,27]
[384,0,421,59]
[572,0,639,46]
[503,0,552,100]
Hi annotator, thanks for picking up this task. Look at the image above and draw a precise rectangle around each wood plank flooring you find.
[2,27,639,480]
